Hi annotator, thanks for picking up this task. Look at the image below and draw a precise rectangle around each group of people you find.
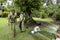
[8,10,25,32]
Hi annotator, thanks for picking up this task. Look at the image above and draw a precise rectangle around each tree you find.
[14,0,43,22]
[15,0,43,14]
[0,0,5,2]
[0,0,6,10]
[0,0,6,6]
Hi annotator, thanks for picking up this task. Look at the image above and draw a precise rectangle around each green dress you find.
[9,14,17,30]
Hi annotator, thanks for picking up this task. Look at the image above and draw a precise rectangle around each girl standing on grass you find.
[8,10,17,37]
[19,12,25,32]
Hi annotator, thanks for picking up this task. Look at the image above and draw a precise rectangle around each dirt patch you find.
[25,21,50,28]
[53,20,60,25]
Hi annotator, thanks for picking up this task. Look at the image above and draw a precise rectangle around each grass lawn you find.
[0,18,35,40]
[0,18,60,40]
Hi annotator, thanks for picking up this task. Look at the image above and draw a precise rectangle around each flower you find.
[31,31,34,34]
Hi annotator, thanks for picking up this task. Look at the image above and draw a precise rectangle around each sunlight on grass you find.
[32,17,53,23]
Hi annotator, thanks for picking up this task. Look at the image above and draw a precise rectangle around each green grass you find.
[32,17,53,23]
[0,18,35,40]
[0,18,59,40]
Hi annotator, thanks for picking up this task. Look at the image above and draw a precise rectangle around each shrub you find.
[2,11,8,17]
[0,15,2,17]
[31,9,47,18]
[39,10,47,18]
[53,11,60,20]
[31,10,40,17]
[45,5,57,17]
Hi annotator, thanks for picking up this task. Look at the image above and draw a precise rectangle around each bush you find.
[2,11,8,17]
[45,5,57,17]
[0,15,2,17]
[53,11,60,20]
[32,9,47,18]
[39,10,47,18]
[31,10,40,17]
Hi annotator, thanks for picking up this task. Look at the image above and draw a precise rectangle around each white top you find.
[20,14,23,17]
[20,14,24,21]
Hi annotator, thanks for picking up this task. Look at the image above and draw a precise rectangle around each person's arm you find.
[15,15,17,24]
[8,14,11,26]
[19,14,22,22]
